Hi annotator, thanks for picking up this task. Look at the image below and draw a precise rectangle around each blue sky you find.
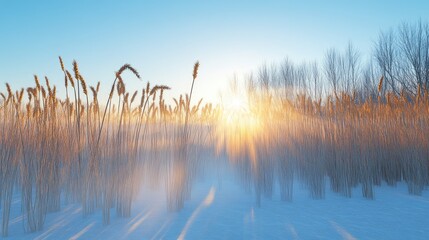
[1,0,428,103]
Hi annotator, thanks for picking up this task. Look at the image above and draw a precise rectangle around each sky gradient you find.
[1,0,428,104]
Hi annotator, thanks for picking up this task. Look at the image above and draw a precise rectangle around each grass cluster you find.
[221,77,429,206]
[0,56,428,237]
[0,59,215,236]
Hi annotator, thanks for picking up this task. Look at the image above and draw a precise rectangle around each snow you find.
[2,162,428,240]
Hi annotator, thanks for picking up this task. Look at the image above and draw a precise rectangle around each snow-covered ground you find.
[2,163,428,240]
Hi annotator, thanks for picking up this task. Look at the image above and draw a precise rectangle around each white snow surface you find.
[2,165,429,240]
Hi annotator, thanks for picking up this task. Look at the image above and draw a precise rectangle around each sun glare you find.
[223,95,249,121]
[221,95,261,132]
[229,96,247,114]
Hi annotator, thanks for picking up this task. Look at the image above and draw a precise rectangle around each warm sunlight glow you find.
[230,97,246,113]
[223,93,249,116]
[222,94,257,128]
[216,94,264,171]
[3,1,429,238]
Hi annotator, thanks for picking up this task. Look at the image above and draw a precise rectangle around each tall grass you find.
[0,57,428,237]
[0,58,218,236]
[219,79,429,205]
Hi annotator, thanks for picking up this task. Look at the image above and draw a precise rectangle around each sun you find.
[229,96,247,114]
[222,95,251,121]
[221,94,261,131]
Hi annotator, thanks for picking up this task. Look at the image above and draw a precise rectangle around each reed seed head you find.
[45,76,52,93]
[117,64,141,79]
[66,70,75,88]
[131,90,138,104]
[146,82,150,95]
[73,60,80,80]
[34,75,40,90]
[79,74,88,96]
[5,83,13,98]
[90,86,97,103]
[96,81,100,92]
[59,56,65,71]
[193,61,200,80]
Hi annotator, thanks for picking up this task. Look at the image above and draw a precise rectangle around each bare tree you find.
[279,58,295,100]
[398,20,429,94]
[324,48,341,96]
[311,61,321,100]
[344,42,361,92]
[362,60,379,100]
[295,63,309,96]
[258,64,270,93]
[374,29,400,94]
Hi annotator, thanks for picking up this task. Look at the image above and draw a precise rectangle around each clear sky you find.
[1,0,428,104]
